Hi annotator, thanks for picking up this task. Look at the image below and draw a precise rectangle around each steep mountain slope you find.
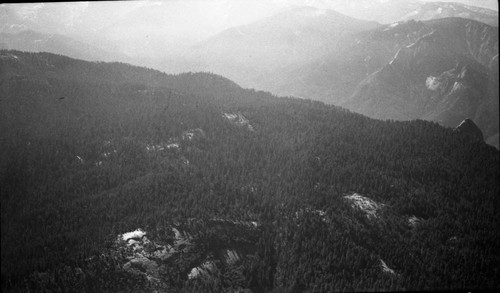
[171,6,379,90]
[330,0,498,26]
[343,18,498,147]
[454,118,484,141]
[400,1,498,26]
[265,19,428,103]
[1,51,499,292]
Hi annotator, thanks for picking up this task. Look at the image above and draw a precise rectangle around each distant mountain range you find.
[398,1,498,26]
[0,2,498,148]
[330,0,498,26]
[173,6,379,91]
[176,7,498,148]
[343,18,498,147]
[0,30,125,63]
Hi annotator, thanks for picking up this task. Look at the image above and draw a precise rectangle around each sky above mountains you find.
[1,0,498,58]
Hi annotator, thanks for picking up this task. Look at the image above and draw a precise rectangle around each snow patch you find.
[122,229,146,242]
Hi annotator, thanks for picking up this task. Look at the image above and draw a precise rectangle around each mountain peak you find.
[454,118,484,141]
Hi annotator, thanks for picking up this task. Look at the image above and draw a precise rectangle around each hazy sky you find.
[1,0,498,57]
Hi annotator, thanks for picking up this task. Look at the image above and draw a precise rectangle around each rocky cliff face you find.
[454,118,484,142]
[343,18,498,147]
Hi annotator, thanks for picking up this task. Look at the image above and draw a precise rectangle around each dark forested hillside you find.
[1,50,499,292]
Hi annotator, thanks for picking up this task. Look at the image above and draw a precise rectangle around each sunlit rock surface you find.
[113,220,260,290]
[223,112,254,131]
[344,193,383,219]
[116,227,193,287]
[188,259,216,280]
[380,259,397,276]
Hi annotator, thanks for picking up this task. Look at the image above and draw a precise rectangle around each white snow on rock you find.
[344,193,382,218]
[122,229,146,242]
[223,112,254,131]
[380,259,397,275]
[426,76,441,90]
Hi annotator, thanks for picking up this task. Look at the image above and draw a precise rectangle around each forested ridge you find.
[1,50,499,292]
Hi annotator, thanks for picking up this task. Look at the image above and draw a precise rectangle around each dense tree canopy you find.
[1,50,499,292]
